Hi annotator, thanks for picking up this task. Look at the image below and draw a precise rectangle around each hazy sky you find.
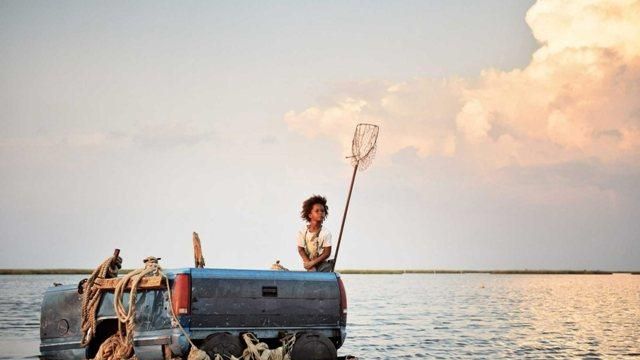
[1,0,638,270]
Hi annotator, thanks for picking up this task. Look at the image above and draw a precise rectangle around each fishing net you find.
[334,123,380,271]
[350,123,379,171]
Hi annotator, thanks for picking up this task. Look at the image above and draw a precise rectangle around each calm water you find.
[0,274,639,359]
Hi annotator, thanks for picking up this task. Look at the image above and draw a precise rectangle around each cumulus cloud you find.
[285,78,466,159]
[284,0,640,170]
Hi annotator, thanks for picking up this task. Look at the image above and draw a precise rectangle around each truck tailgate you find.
[190,269,341,330]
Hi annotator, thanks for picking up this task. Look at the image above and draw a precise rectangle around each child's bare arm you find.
[298,246,311,263]
[307,246,332,268]
[298,247,316,270]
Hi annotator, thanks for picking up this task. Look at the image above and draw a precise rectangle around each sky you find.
[1,0,638,271]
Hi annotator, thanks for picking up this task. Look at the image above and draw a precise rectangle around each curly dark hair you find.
[300,195,329,221]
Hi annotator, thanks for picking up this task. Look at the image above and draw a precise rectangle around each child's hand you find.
[303,261,315,270]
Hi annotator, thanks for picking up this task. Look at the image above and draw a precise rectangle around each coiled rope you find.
[235,333,295,360]
[81,254,297,360]
[111,258,162,358]
[81,254,209,360]
[80,253,121,347]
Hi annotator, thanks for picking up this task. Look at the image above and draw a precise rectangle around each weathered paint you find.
[40,268,346,359]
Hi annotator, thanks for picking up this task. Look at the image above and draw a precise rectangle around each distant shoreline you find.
[338,269,628,275]
[0,269,637,275]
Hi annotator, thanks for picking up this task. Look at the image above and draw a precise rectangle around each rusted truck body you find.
[40,268,348,359]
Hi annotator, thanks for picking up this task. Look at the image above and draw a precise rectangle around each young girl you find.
[297,195,333,272]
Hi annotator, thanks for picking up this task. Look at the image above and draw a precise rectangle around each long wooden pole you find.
[332,161,359,271]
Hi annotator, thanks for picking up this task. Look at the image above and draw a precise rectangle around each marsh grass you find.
[337,269,615,275]
[0,269,626,275]
[0,269,135,275]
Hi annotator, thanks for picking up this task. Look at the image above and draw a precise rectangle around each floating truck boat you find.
[40,265,349,360]
[40,124,379,359]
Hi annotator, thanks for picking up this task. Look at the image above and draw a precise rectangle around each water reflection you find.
[0,274,639,359]
[0,275,85,359]
[338,274,640,359]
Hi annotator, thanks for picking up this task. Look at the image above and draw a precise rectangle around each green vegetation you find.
[0,269,92,275]
[338,269,490,274]
[0,269,135,275]
[338,269,405,274]
[336,269,617,275]
[488,270,613,275]
[405,270,489,274]
[0,269,632,275]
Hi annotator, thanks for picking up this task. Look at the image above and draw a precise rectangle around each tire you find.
[290,332,337,360]
[201,332,245,358]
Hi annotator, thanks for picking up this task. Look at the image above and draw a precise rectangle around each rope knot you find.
[143,256,161,272]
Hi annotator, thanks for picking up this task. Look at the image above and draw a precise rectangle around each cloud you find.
[0,122,214,151]
[284,0,640,171]
[0,132,131,149]
[133,121,214,149]
[285,78,466,159]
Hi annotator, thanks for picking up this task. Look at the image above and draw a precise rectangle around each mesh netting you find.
[350,123,379,171]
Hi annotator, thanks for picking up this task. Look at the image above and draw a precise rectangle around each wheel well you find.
[86,318,119,359]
